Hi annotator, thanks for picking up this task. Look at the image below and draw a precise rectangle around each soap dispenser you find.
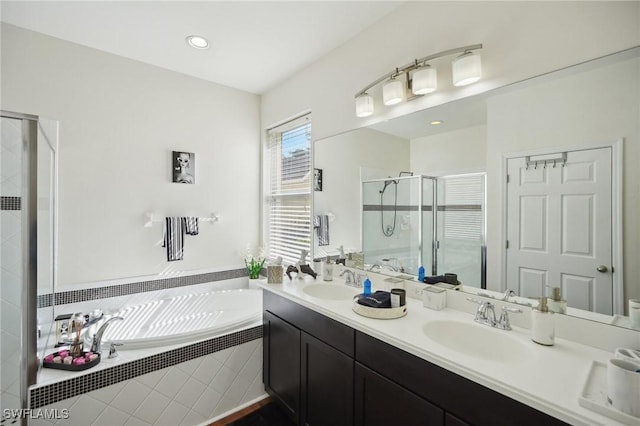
[547,287,567,314]
[322,257,333,282]
[531,297,555,346]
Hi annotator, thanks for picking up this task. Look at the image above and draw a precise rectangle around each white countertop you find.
[257,276,633,426]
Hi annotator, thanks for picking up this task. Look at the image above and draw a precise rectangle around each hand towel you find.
[162,217,199,261]
[357,291,392,308]
[314,214,330,246]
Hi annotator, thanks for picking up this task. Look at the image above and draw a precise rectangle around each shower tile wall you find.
[1,117,24,413]
[29,339,265,426]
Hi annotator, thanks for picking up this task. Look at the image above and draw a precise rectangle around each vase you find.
[248,278,262,289]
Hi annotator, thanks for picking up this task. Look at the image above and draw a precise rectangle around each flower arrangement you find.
[244,245,266,279]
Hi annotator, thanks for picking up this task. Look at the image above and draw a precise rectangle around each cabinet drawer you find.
[355,331,568,426]
[264,291,354,357]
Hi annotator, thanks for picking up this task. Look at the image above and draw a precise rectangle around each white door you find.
[506,147,613,314]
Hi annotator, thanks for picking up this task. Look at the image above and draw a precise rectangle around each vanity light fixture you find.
[412,64,437,95]
[354,43,482,117]
[382,73,404,106]
[452,50,482,86]
[355,93,374,117]
[186,35,209,50]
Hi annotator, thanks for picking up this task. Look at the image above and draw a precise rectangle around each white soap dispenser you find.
[547,287,567,314]
[531,297,555,346]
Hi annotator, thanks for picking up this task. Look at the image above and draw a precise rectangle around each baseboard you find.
[203,393,270,426]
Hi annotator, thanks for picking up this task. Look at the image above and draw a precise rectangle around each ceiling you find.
[0,1,402,94]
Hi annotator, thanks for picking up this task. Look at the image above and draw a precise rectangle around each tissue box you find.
[423,286,446,310]
[267,265,283,284]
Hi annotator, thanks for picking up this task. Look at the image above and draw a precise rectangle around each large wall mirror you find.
[313,47,639,330]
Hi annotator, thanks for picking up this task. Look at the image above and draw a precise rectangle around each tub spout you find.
[90,316,124,353]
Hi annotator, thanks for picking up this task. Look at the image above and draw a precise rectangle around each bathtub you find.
[88,288,262,349]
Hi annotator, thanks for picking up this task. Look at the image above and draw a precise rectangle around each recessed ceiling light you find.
[430,120,443,125]
[186,35,209,50]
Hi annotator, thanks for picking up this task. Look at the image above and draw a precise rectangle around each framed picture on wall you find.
[314,168,323,191]
[172,151,195,184]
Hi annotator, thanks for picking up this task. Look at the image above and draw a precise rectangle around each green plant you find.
[244,247,265,279]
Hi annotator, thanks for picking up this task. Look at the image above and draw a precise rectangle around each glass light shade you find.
[412,66,437,95]
[382,78,404,105]
[452,52,481,86]
[355,93,374,117]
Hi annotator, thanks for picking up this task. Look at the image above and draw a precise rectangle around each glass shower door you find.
[435,173,486,288]
[362,176,420,273]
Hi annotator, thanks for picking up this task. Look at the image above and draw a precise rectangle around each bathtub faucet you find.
[90,316,124,353]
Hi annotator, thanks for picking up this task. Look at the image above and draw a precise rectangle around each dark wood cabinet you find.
[263,311,301,423]
[263,292,355,425]
[263,291,568,426]
[355,330,567,426]
[301,332,354,426]
[355,363,444,426]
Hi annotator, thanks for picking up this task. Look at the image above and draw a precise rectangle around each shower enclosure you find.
[1,111,58,417]
[362,173,485,287]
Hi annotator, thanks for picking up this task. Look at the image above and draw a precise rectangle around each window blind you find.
[265,115,311,265]
[438,174,485,241]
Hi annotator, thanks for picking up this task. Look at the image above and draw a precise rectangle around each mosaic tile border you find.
[1,196,21,210]
[29,325,263,409]
[37,268,248,308]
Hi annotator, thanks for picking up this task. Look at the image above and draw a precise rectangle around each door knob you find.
[596,265,609,273]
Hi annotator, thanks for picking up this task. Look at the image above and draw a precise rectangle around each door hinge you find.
[611,266,614,273]
[435,241,440,249]
[505,240,509,249]
[506,174,510,183]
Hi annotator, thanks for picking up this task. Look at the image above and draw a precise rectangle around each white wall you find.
[262,2,639,140]
[1,24,261,286]
[485,55,640,303]
[410,125,487,175]
[313,128,409,256]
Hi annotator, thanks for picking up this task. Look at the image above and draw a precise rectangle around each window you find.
[264,115,312,265]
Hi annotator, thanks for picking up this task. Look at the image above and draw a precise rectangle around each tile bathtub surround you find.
[0,195,21,210]
[36,268,248,308]
[30,325,262,409]
[30,338,266,426]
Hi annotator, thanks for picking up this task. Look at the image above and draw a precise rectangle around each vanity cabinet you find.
[263,311,301,421]
[263,291,355,425]
[263,291,567,426]
[354,363,444,425]
[355,331,567,426]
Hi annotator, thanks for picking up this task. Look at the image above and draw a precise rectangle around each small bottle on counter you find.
[323,257,333,281]
[531,297,555,346]
[363,277,372,296]
[418,266,425,282]
[547,287,567,314]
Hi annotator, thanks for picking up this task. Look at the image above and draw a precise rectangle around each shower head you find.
[380,178,399,194]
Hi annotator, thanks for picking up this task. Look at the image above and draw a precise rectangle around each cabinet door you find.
[445,413,471,426]
[301,332,354,426]
[355,363,444,426]
[264,311,301,423]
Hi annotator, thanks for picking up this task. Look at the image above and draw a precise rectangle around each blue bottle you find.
[363,278,372,296]
[418,266,425,282]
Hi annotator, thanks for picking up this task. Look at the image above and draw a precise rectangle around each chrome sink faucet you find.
[467,298,522,330]
[339,269,363,288]
[340,269,355,285]
[502,289,516,301]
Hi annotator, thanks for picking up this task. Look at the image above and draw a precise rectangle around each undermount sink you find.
[302,284,359,301]
[422,320,533,364]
